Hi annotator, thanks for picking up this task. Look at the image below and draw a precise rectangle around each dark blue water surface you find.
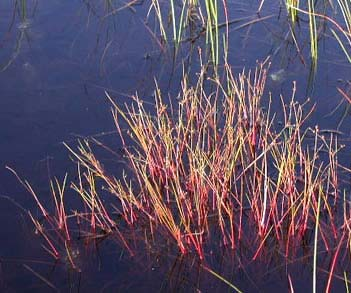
[1,0,351,291]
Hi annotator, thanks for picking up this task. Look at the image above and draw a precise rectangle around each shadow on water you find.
[0,0,351,291]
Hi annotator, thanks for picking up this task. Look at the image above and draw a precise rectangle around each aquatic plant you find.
[147,0,228,67]
[5,0,351,291]
[7,168,85,271]
[73,59,347,262]
[285,0,300,23]
[308,0,318,63]
[287,0,319,64]
[286,0,351,64]
[332,0,351,62]
[16,56,351,289]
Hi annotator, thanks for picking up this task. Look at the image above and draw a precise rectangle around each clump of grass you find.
[18,59,351,288]
[59,59,349,273]
[287,0,351,64]
[7,167,84,270]
[285,0,319,65]
[147,0,228,67]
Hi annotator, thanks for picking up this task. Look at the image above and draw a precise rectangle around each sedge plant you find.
[18,60,351,291]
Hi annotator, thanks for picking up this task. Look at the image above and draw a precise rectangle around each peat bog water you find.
[0,0,351,292]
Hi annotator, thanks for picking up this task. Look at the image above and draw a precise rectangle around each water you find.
[0,0,351,291]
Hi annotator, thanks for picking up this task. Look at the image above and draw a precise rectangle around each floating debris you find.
[270,68,286,82]
[17,20,32,31]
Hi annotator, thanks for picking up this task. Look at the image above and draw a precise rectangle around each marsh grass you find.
[9,1,351,290]
[308,0,318,63]
[17,58,351,289]
[73,62,345,259]
[286,0,351,64]
[332,0,351,62]
[147,0,228,67]
[286,0,319,64]
[147,0,351,67]
[286,0,300,23]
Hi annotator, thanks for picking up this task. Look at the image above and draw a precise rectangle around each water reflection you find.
[1,0,37,72]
